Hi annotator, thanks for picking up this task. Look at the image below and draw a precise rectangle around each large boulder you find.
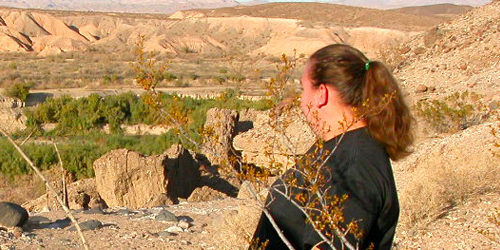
[93,144,200,209]
[202,108,239,167]
[0,202,29,227]
[233,108,316,170]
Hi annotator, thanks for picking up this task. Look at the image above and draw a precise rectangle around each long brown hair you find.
[309,44,413,160]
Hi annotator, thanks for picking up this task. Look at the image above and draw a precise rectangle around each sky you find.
[236,0,492,8]
[237,0,491,4]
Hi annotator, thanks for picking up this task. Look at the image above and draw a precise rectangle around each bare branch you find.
[0,127,90,250]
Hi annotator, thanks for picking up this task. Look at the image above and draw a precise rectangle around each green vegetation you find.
[27,90,271,136]
[2,82,33,101]
[0,132,180,179]
[1,89,272,179]
[415,91,489,133]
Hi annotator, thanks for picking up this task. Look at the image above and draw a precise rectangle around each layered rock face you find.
[93,144,200,209]
[0,10,89,54]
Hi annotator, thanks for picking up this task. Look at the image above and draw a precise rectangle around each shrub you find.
[25,91,272,145]
[2,82,33,101]
[0,131,181,179]
[415,91,490,133]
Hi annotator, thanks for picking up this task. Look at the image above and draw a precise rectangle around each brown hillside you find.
[185,2,448,31]
[391,3,473,18]
[392,0,500,97]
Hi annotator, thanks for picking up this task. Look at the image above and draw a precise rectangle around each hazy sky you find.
[237,0,490,4]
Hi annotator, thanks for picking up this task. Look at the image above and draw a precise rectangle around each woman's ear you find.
[316,83,329,108]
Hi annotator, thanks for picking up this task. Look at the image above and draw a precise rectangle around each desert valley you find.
[0,0,500,249]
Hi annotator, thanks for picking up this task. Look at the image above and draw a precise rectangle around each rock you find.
[416,84,428,93]
[73,193,91,210]
[24,178,100,212]
[237,180,272,202]
[460,63,468,70]
[489,100,499,110]
[27,216,50,226]
[145,193,175,208]
[46,218,71,229]
[0,105,27,134]
[0,202,29,227]
[236,109,263,134]
[88,196,108,210]
[188,186,226,202]
[68,220,102,232]
[164,144,201,201]
[116,209,135,215]
[155,210,178,222]
[178,220,191,230]
[201,108,239,167]
[166,226,183,233]
[93,145,200,209]
[423,27,443,48]
[233,108,315,169]
[157,231,178,237]
[82,207,104,215]
[399,46,411,54]
[414,47,426,55]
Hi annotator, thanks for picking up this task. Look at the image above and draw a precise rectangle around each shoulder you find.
[324,128,394,200]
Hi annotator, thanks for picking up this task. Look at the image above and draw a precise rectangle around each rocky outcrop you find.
[79,23,100,41]
[202,108,238,167]
[93,149,168,209]
[0,202,28,227]
[233,108,316,169]
[23,178,102,212]
[93,144,200,209]
[0,95,27,133]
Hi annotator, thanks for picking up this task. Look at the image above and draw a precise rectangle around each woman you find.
[250,44,413,250]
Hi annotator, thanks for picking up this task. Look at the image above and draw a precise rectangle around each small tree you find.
[131,38,397,249]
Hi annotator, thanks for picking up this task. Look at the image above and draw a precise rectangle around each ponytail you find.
[362,61,413,160]
[309,44,413,160]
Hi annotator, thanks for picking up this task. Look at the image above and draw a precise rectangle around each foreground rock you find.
[0,202,28,227]
[68,220,103,232]
[23,178,102,212]
[93,144,200,209]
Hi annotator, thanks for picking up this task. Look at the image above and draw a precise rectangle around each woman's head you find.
[301,44,413,160]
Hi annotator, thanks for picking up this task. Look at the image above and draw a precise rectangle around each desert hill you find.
[0,0,238,14]
[185,2,447,31]
[329,0,490,9]
[0,2,446,58]
[391,3,474,18]
[391,0,500,98]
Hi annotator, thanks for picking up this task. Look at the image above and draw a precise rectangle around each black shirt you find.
[250,128,399,250]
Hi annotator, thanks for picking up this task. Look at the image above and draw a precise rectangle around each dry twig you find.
[0,127,90,250]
